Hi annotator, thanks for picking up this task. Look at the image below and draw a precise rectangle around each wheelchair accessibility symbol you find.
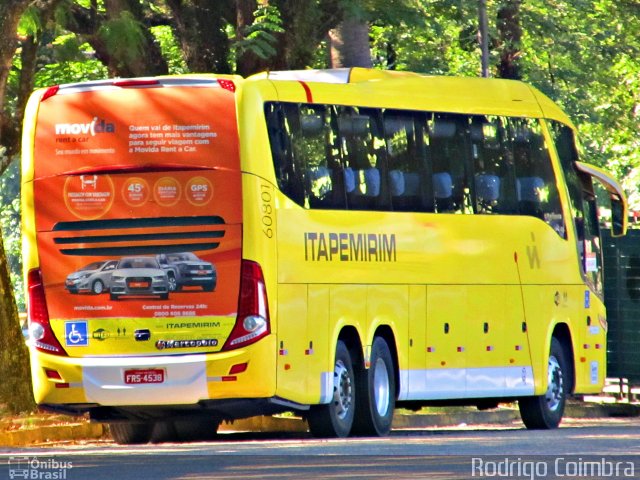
[65,321,88,346]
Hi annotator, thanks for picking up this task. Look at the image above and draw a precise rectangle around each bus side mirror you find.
[610,197,627,237]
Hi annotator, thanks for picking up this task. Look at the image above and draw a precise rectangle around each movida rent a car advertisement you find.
[29,81,243,355]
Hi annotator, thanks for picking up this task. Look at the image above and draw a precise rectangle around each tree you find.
[496,0,522,79]
[59,0,168,77]
[1,0,34,164]
[269,0,343,69]
[0,0,37,414]
[329,8,372,68]
[165,0,233,74]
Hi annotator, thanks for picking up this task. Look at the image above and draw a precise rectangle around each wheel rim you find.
[373,358,390,417]
[332,359,352,420]
[545,355,564,412]
[93,281,103,294]
[168,276,177,291]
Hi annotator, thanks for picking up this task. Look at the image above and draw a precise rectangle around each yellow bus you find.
[21,68,627,443]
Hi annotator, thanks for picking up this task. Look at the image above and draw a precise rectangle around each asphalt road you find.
[2,417,640,479]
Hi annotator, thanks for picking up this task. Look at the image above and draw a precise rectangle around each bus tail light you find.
[222,261,270,351]
[27,269,67,356]
[41,85,60,101]
[217,79,236,92]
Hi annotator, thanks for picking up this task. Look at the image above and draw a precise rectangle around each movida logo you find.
[54,117,115,136]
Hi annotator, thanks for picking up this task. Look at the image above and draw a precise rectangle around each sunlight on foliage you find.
[151,25,188,74]
[17,5,42,38]
[0,161,24,311]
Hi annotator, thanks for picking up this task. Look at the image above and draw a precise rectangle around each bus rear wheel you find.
[151,418,220,443]
[519,337,569,429]
[352,336,396,436]
[307,340,355,438]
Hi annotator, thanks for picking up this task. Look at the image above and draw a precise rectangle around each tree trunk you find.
[496,0,522,80]
[166,0,232,74]
[270,0,343,70]
[478,0,490,78]
[0,0,37,414]
[0,0,32,167]
[102,0,168,77]
[236,0,271,77]
[0,237,34,413]
[328,16,372,68]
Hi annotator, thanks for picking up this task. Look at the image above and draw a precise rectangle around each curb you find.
[1,402,638,446]
[0,422,105,447]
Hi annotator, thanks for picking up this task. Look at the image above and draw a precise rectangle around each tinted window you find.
[469,115,518,215]
[508,118,565,237]
[550,121,602,292]
[265,102,566,238]
[383,111,430,212]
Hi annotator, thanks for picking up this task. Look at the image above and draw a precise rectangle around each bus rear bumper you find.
[30,337,277,408]
[39,395,309,423]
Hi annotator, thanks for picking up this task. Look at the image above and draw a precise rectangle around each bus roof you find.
[254,68,572,126]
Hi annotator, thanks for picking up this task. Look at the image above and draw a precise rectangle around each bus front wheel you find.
[519,337,569,429]
[352,336,396,436]
[307,340,356,438]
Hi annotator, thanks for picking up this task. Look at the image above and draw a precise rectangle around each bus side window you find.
[337,107,387,211]
[470,116,518,215]
[429,115,466,213]
[510,119,565,237]
[383,112,425,212]
[295,105,346,210]
[265,102,305,207]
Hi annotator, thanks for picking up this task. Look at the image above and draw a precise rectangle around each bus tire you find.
[519,337,569,429]
[352,336,396,436]
[174,418,220,441]
[307,340,355,438]
[109,422,153,444]
[150,418,220,443]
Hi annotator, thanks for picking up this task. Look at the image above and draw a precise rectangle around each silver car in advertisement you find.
[65,260,118,294]
[109,256,170,301]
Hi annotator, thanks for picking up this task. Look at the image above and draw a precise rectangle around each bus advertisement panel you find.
[24,78,242,358]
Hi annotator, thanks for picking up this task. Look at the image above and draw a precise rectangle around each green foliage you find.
[98,10,147,67]
[34,48,108,88]
[17,5,43,38]
[517,0,640,207]
[370,1,482,75]
[151,25,188,74]
[0,161,23,311]
[235,4,284,60]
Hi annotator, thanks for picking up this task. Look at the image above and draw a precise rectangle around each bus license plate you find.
[124,369,165,384]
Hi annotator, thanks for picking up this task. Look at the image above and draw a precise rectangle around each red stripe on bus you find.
[298,81,313,102]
